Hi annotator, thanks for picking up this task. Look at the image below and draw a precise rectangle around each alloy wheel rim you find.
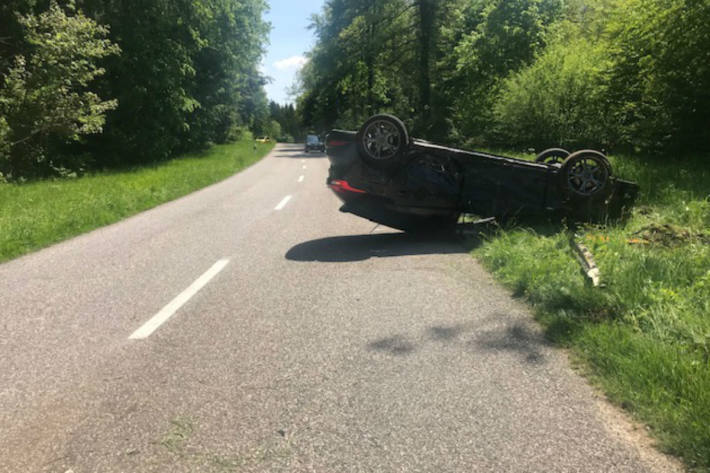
[568,157,608,196]
[362,120,401,160]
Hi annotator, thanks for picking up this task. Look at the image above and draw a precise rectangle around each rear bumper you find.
[327,176,458,231]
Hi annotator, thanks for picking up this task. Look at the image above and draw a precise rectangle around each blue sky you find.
[263,0,325,104]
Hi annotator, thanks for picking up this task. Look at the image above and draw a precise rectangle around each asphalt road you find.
[0,144,679,472]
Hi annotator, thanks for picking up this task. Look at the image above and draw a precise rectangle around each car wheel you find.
[535,148,569,165]
[357,114,409,166]
[560,150,612,197]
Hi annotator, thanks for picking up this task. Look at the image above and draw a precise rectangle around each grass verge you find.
[473,152,709,472]
[0,139,274,263]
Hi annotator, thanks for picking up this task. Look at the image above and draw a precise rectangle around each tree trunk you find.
[416,0,435,133]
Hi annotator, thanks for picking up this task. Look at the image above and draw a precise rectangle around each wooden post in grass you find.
[570,235,601,287]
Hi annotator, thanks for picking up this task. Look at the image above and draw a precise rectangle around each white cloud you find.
[273,55,309,71]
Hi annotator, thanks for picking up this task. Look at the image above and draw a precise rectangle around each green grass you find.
[0,139,274,263]
[472,152,710,471]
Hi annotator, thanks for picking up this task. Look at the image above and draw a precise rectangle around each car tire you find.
[560,150,612,198]
[357,114,409,167]
[535,148,570,165]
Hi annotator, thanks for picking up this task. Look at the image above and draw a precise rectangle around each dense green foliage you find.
[603,0,710,152]
[297,0,565,139]
[298,0,420,132]
[0,138,273,262]
[298,0,710,154]
[0,1,119,177]
[0,0,269,178]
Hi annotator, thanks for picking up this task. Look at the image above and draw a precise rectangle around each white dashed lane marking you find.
[274,195,292,211]
[129,259,230,340]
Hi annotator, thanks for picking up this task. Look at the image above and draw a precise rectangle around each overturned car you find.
[326,114,638,231]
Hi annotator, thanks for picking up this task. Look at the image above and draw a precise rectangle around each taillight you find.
[327,140,348,147]
[328,180,366,194]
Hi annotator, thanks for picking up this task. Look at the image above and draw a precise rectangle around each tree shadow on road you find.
[471,322,549,365]
[368,318,549,366]
[286,232,467,263]
[367,336,417,356]
[271,147,326,159]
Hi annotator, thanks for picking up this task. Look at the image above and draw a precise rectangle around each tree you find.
[0,0,36,77]
[77,0,209,163]
[0,1,119,178]
[186,0,270,147]
[78,0,269,164]
[604,0,710,153]
[298,0,418,131]
[296,0,708,156]
[269,101,303,139]
[449,0,563,144]
[297,0,562,143]
[268,119,281,139]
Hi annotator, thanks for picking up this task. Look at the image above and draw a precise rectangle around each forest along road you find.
[0,144,679,473]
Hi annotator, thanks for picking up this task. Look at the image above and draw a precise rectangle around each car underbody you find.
[326,115,638,231]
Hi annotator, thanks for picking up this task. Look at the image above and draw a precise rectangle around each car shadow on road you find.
[285,232,467,263]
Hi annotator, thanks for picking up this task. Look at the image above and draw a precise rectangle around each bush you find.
[225,124,248,143]
[492,39,609,150]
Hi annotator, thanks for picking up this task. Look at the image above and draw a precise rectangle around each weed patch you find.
[161,417,194,454]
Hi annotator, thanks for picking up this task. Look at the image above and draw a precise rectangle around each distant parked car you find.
[256,136,271,143]
[305,134,325,153]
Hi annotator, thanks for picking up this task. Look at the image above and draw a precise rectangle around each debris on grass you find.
[571,236,602,287]
[630,223,708,247]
